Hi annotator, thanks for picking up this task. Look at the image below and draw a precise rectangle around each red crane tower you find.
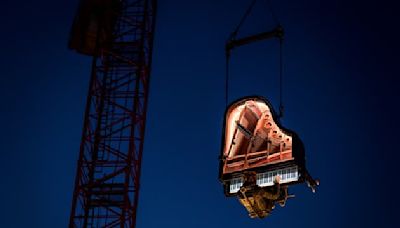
[68,0,157,227]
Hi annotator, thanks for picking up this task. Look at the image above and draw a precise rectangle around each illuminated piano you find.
[219,96,318,218]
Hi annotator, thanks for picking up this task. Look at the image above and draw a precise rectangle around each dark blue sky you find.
[1,0,399,227]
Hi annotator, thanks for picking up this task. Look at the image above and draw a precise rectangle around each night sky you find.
[1,0,399,227]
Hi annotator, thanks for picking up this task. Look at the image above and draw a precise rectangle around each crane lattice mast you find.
[68,0,157,227]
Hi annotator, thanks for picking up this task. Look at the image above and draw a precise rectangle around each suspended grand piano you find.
[219,96,318,218]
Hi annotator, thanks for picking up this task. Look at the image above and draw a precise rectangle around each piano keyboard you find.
[229,166,299,193]
[256,166,298,187]
[229,177,244,193]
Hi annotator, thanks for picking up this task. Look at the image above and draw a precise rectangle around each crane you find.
[68,0,157,227]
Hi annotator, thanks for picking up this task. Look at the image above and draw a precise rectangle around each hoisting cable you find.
[265,0,285,118]
[225,0,257,107]
[225,0,285,119]
[278,31,284,118]
[225,52,229,107]
[230,0,257,41]
[265,0,280,25]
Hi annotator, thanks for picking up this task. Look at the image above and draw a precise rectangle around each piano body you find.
[219,96,318,218]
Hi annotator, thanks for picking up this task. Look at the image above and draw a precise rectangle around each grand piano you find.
[219,96,318,218]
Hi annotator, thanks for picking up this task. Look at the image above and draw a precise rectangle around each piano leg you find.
[304,169,319,193]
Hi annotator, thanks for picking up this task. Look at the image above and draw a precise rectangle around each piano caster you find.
[305,173,319,193]
[249,212,257,218]
[279,201,286,207]
[309,180,319,193]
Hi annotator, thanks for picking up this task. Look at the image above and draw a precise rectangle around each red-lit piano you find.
[219,96,318,218]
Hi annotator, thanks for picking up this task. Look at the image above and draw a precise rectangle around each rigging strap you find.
[225,0,284,118]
